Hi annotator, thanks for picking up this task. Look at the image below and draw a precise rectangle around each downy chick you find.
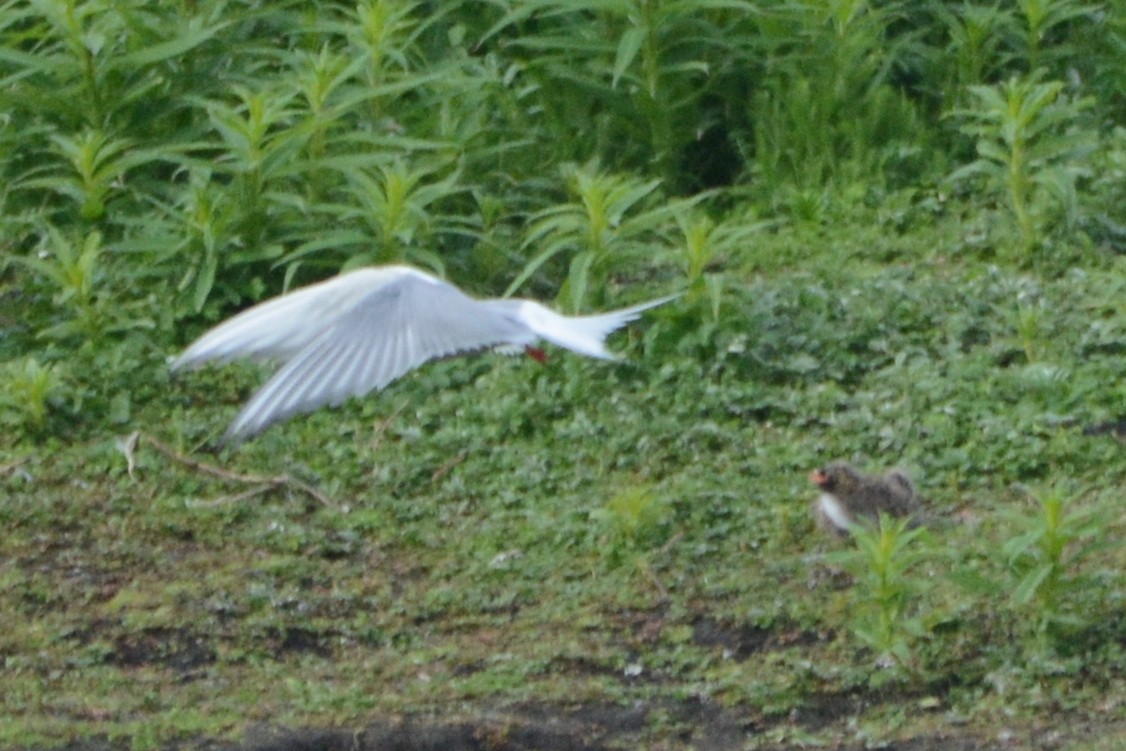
[808,461,919,537]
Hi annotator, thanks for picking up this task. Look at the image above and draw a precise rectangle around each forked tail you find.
[520,294,680,359]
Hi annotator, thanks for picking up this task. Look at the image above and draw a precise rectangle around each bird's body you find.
[808,461,919,536]
[173,265,675,443]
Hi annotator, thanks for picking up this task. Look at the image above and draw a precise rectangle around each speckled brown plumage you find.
[808,461,920,536]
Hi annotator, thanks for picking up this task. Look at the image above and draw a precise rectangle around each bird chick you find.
[808,461,918,537]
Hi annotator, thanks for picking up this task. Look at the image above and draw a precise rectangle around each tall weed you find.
[1001,486,1111,643]
[829,515,931,675]
[747,0,932,209]
[506,162,696,311]
[948,73,1095,257]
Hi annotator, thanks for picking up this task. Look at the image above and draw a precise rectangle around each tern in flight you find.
[173,265,677,443]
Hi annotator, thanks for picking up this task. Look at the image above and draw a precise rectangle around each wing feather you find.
[224,274,532,442]
[172,267,417,369]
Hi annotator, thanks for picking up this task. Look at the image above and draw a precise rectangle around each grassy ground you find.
[2,208,1125,749]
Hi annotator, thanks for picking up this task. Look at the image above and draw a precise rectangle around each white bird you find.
[172,265,677,444]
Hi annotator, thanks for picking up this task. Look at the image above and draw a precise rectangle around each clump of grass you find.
[747,0,931,210]
[592,484,671,555]
[590,483,677,603]
[0,357,66,434]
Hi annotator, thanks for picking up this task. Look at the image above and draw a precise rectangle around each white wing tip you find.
[170,349,205,373]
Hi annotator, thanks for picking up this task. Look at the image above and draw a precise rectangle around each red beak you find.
[809,469,828,487]
[525,345,549,364]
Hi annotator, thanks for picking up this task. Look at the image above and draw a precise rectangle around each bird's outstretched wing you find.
[172,268,414,370]
[223,274,530,443]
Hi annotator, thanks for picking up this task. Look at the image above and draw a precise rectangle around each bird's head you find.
[808,462,861,494]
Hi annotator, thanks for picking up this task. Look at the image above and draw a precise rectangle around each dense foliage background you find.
[1,1,1125,748]
[2,0,1122,374]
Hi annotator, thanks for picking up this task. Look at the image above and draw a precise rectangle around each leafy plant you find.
[948,73,1095,257]
[10,227,154,341]
[11,227,103,338]
[17,129,143,222]
[1001,485,1110,641]
[326,161,466,273]
[829,515,930,673]
[673,208,769,320]
[480,0,756,184]
[506,162,692,311]
[347,0,423,96]
[930,2,1017,92]
[200,84,303,250]
[1016,0,1097,72]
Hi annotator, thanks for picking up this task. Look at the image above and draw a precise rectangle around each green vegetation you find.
[829,515,930,676]
[1,0,1124,748]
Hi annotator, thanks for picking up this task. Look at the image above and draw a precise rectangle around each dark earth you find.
[18,614,1122,751]
[20,708,1109,751]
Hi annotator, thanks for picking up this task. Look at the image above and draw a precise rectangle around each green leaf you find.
[1012,563,1053,605]
[193,253,218,313]
[612,27,645,89]
[115,20,229,68]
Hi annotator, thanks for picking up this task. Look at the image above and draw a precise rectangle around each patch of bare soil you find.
[110,627,216,673]
[220,711,1117,751]
[15,610,1122,750]
[22,700,1126,750]
[690,615,823,658]
[17,704,989,751]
